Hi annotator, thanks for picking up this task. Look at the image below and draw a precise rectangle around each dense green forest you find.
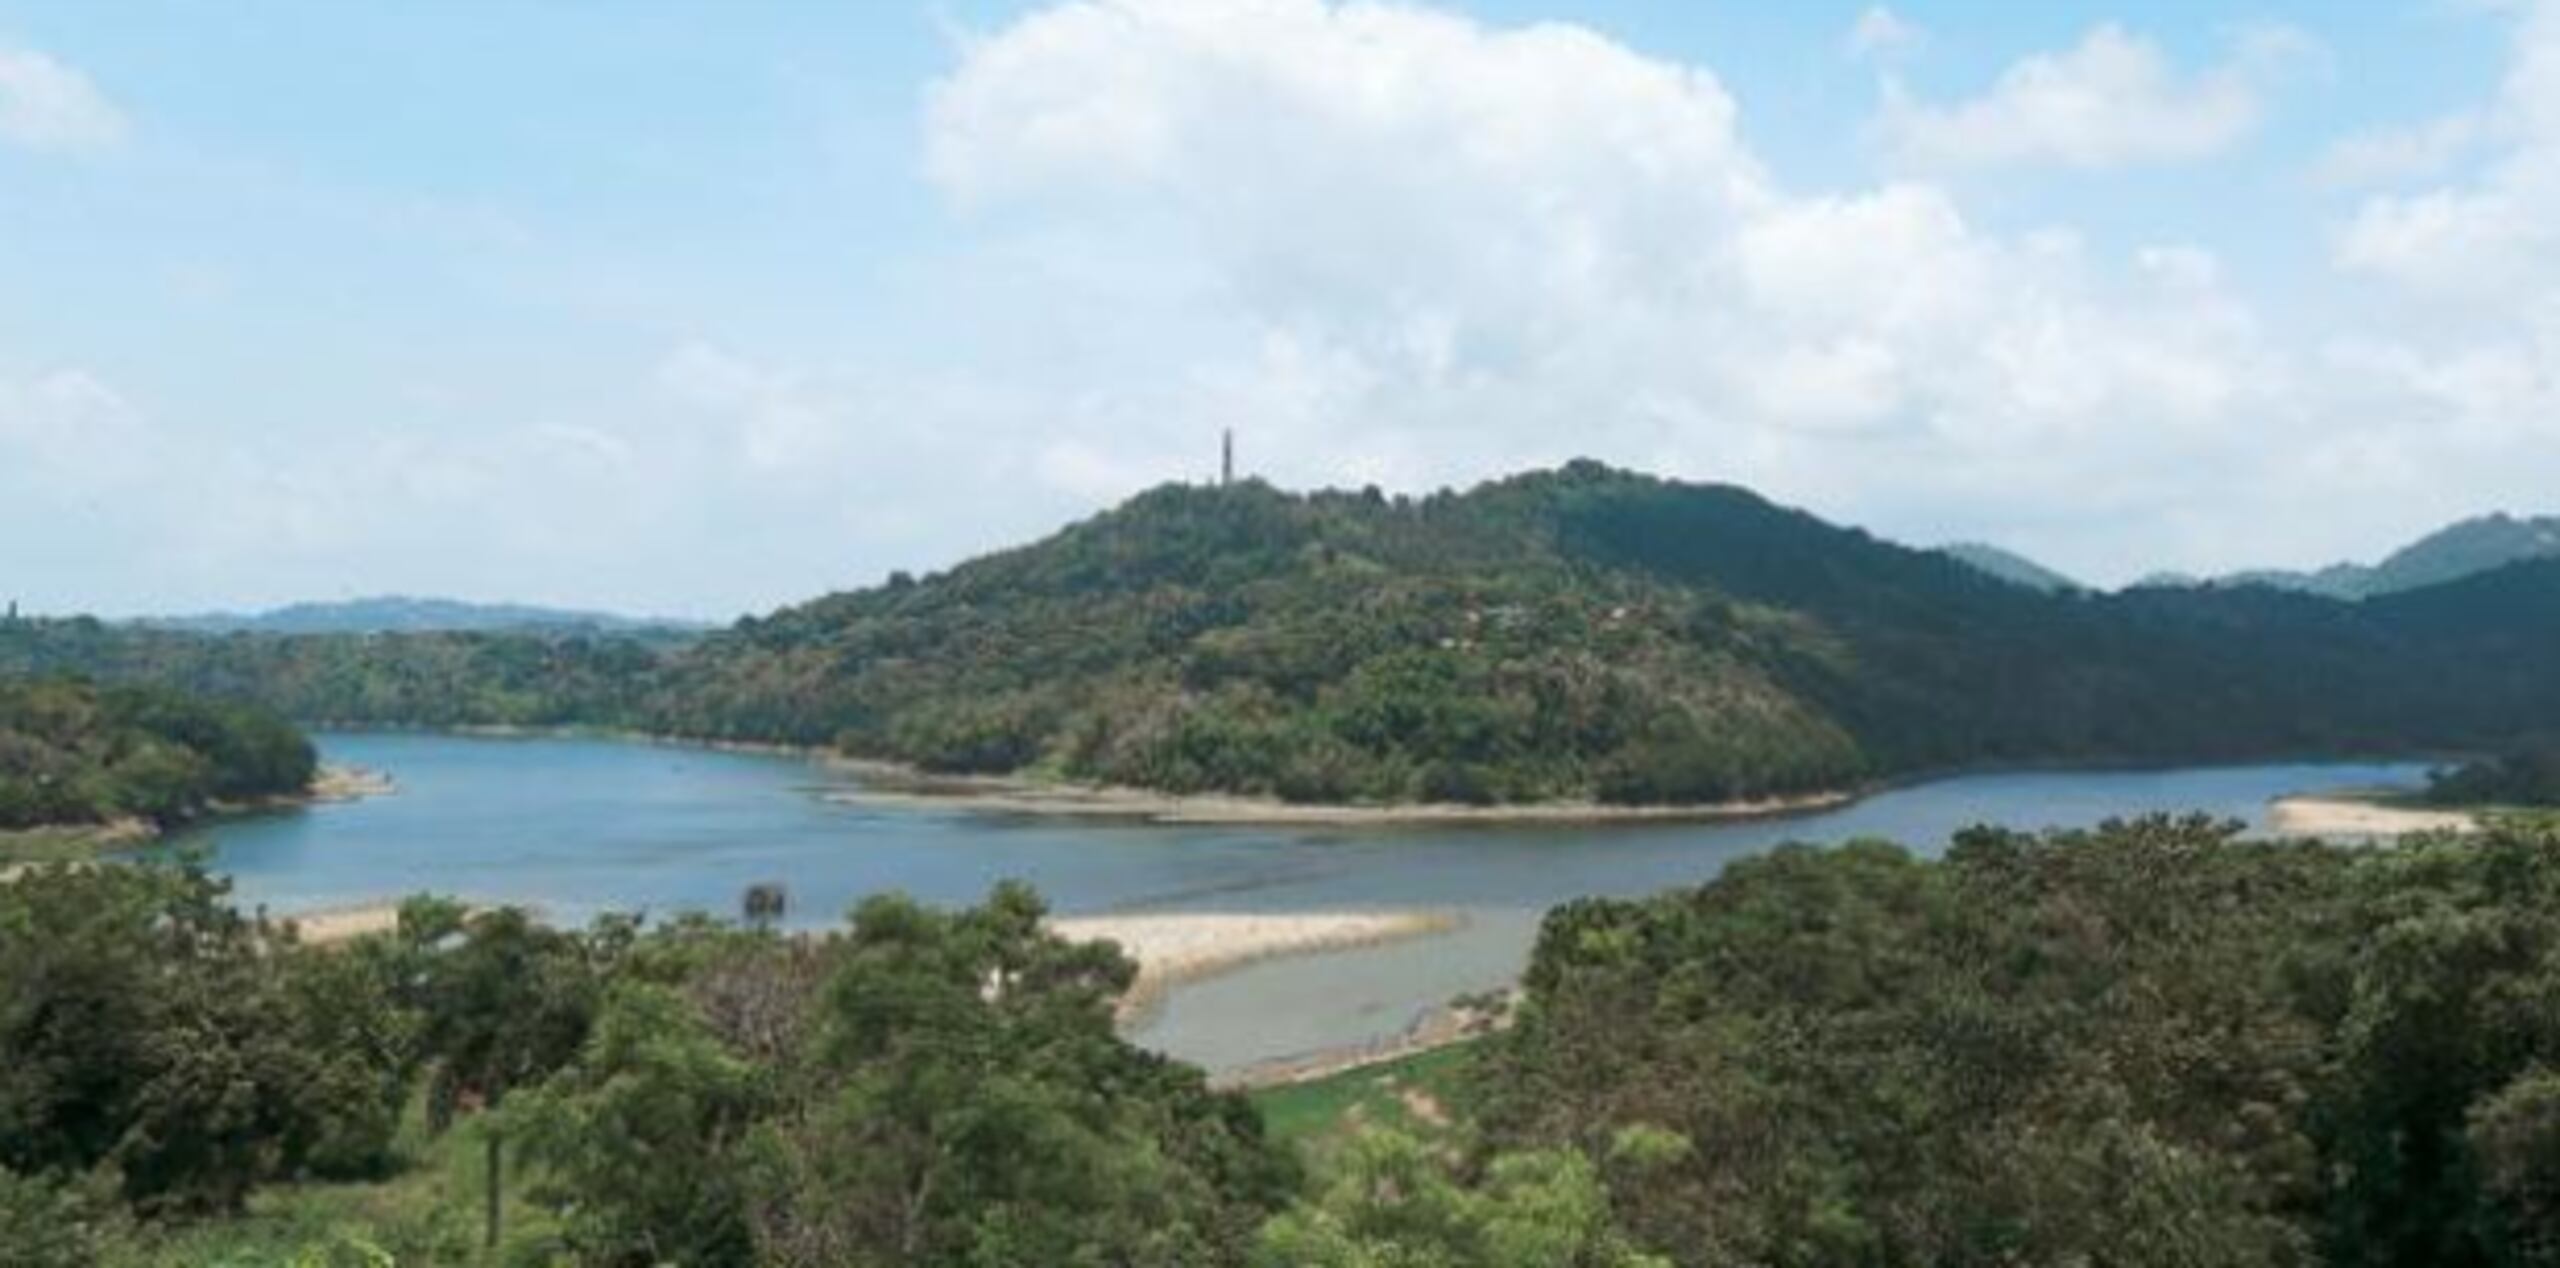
[2427,740,2560,807]
[0,678,315,832]
[9,463,2560,805]
[1476,816,2560,1266]
[13,821,2560,1265]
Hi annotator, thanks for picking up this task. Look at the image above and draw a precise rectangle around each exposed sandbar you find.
[286,903,410,944]
[2268,793,2477,837]
[827,763,1846,827]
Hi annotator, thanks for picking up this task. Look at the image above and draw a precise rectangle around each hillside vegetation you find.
[17,823,2560,1265]
[0,867,1298,1266]
[2426,739,2560,808]
[8,463,2560,806]
[1478,815,2560,1266]
[0,678,314,833]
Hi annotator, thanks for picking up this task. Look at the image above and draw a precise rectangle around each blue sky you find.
[1,1,2553,617]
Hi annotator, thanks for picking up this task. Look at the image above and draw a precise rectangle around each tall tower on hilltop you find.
[1221,429,1234,487]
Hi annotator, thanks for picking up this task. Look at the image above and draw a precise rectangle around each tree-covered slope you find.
[0,678,315,830]
[647,462,2560,800]
[656,467,1866,803]
[1477,816,2560,1265]
[6,462,2559,806]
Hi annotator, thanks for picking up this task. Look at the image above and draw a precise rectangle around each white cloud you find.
[1846,7,1924,62]
[0,367,151,491]
[656,341,849,472]
[0,43,126,154]
[26,0,2560,612]
[1871,23,2307,171]
[2335,1,2560,300]
[918,0,2322,583]
[2316,112,2487,187]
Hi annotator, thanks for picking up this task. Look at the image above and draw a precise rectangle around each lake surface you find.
[177,733,2430,1073]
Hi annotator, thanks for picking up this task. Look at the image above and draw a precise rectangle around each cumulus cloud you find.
[2336,1,2560,298]
[2317,112,2487,187]
[2320,0,2560,493]
[1871,22,2309,171]
[0,367,152,495]
[25,0,2560,612]
[0,43,126,154]
[918,0,2312,577]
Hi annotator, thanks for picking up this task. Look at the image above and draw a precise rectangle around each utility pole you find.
[1221,429,1234,487]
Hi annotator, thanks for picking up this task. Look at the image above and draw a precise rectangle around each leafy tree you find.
[1478,817,2560,1266]
[0,862,382,1214]
[1256,1129,1667,1268]
[511,979,770,1265]
[2472,1068,2560,1266]
[0,1166,115,1268]
[514,883,1295,1267]
[2427,739,2560,807]
[411,906,609,1251]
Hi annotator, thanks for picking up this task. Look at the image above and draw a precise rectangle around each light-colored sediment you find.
[829,766,1847,827]
[306,765,397,804]
[1051,909,1462,1024]
[287,904,410,944]
[2267,794,2478,837]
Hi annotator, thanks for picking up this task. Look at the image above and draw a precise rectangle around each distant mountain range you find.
[1946,513,2560,601]
[2211,514,2560,599]
[134,596,711,637]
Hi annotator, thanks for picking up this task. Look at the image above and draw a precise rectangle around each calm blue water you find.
[174,733,2430,1072]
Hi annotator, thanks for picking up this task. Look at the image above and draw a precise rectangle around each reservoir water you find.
[177,733,2431,1073]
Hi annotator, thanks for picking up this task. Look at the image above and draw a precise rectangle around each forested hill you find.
[6,462,2560,806]
[0,678,316,831]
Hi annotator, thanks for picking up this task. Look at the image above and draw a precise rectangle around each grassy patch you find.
[1251,1039,1480,1154]
[0,824,122,866]
[102,1115,561,1267]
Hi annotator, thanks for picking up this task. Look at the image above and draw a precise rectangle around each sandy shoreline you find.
[827,762,1850,827]
[2268,793,2478,837]
[286,903,416,943]
[392,726,1857,826]
[2,765,395,881]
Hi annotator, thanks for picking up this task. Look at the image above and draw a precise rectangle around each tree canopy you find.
[0,677,313,831]
[1475,815,2560,1266]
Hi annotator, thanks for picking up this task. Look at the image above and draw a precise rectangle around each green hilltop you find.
[8,461,2560,806]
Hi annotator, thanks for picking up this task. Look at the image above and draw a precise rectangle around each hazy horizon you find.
[8,0,2559,616]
